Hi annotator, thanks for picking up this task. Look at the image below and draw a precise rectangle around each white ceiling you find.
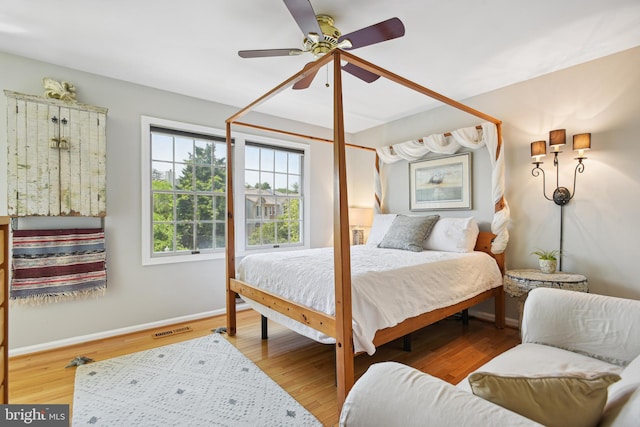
[1,0,640,133]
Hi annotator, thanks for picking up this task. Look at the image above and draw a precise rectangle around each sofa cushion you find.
[457,343,623,393]
[468,371,620,427]
[340,362,541,427]
[522,288,640,366]
[600,354,640,426]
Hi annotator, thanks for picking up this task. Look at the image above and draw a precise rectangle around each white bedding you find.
[237,245,502,355]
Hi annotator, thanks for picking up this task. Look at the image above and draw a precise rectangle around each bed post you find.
[225,121,237,336]
[494,122,506,329]
[332,51,355,407]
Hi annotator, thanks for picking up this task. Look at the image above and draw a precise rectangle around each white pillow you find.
[423,217,479,252]
[365,214,397,247]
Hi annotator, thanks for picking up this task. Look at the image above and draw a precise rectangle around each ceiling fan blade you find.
[283,0,322,38]
[238,48,304,58]
[293,64,320,90]
[342,63,380,83]
[338,17,405,50]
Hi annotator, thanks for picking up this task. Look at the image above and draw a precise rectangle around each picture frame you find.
[409,152,472,211]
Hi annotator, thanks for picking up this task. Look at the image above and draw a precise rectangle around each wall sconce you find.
[531,129,591,206]
[530,129,592,270]
[349,207,373,245]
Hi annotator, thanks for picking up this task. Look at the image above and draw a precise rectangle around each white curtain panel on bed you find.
[374,122,510,254]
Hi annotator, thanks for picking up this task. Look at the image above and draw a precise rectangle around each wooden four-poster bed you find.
[225,48,506,406]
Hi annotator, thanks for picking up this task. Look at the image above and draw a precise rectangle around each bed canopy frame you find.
[225,48,504,406]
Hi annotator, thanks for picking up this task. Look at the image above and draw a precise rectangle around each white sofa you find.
[340,288,640,427]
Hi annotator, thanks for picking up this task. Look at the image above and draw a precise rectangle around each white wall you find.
[4,45,638,350]
[355,47,640,311]
[0,52,375,350]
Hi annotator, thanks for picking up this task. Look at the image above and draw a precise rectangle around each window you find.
[141,117,227,265]
[244,142,304,249]
[142,117,310,264]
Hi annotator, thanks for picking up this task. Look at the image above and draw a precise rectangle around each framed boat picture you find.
[409,152,472,211]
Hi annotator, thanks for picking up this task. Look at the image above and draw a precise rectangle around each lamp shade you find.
[530,140,547,158]
[549,129,566,151]
[349,207,373,227]
[573,133,591,151]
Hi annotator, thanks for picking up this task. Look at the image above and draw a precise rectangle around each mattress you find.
[237,245,502,355]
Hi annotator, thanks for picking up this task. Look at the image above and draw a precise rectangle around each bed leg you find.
[402,334,412,352]
[462,309,469,326]
[261,315,268,340]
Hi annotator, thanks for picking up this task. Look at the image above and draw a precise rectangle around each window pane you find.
[176,223,194,251]
[151,134,173,161]
[245,170,260,189]
[276,222,288,244]
[275,151,288,173]
[259,172,274,191]
[245,145,260,170]
[152,161,174,189]
[197,195,213,220]
[153,193,174,221]
[289,221,301,244]
[194,140,212,165]
[196,222,214,249]
[213,142,226,164]
[176,194,194,221]
[288,154,300,174]
[153,223,174,252]
[288,175,300,195]
[175,163,193,191]
[246,222,259,246]
[262,221,276,245]
[275,173,287,192]
[215,223,225,249]
[214,196,226,221]
[213,166,225,193]
[175,137,193,163]
[261,148,274,172]
[195,165,213,191]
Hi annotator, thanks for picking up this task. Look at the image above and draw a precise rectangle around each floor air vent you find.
[152,326,192,339]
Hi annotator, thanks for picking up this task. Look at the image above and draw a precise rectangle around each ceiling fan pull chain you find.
[325,65,330,88]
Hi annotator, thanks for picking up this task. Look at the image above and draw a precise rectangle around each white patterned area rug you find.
[72,333,322,426]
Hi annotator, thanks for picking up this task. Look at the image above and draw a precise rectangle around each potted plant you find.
[531,249,560,274]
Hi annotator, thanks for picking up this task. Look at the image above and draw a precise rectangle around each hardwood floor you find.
[9,308,520,426]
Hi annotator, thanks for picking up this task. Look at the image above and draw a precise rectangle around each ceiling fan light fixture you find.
[337,39,353,49]
[306,32,320,43]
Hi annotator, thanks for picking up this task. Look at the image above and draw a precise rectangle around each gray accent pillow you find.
[378,215,440,252]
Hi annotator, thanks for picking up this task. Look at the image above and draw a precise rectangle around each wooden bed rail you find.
[230,278,336,337]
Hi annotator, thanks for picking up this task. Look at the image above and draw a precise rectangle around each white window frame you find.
[233,132,311,256]
[141,116,228,265]
[141,117,311,265]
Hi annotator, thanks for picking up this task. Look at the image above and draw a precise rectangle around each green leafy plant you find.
[531,249,560,261]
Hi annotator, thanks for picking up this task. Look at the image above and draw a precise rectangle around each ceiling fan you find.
[238,0,405,89]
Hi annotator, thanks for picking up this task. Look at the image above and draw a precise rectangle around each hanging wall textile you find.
[10,228,106,305]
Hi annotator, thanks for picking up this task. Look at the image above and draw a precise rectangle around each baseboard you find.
[9,303,250,357]
[469,309,519,329]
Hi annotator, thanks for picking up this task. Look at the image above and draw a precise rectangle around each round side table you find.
[504,269,588,329]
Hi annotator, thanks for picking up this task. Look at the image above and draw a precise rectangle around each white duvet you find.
[237,245,502,355]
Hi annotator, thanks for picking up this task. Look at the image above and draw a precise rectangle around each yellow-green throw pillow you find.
[468,371,621,427]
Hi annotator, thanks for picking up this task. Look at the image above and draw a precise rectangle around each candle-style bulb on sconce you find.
[573,133,591,160]
[530,140,547,165]
[549,129,566,153]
